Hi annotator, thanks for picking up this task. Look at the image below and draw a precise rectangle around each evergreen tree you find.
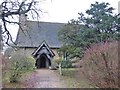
[58,2,119,59]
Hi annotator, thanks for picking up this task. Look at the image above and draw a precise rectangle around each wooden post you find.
[59,63,62,75]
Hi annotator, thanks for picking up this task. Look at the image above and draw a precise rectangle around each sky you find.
[1,0,120,41]
[39,0,119,23]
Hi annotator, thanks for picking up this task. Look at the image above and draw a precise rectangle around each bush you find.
[61,60,72,68]
[54,58,62,65]
[80,41,118,88]
[9,53,36,83]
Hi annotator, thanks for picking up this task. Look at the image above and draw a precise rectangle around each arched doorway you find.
[32,41,55,69]
[36,54,51,69]
[40,54,46,68]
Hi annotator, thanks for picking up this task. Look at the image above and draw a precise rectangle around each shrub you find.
[80,41,118,88]
[9,53,35,83]
[61,60,72,68]
[54,58,62,65]
[2,54,10,70]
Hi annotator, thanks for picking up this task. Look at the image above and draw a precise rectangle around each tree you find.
[85,2,119,41]
[0,0,41,45]
[0,25,3,50]
[58,2,120,59]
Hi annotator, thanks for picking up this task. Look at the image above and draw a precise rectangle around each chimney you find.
[19,14,28,30]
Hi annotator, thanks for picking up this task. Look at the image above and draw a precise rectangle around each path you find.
[24,69,66,88]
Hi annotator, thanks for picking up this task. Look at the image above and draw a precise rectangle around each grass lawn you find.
[57,68,97,88]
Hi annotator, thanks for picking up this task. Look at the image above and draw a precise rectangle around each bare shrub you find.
[9,53,36,83]
[80,41,119,88]
[2,54,10,70]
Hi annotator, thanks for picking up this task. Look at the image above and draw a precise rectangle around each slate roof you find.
[15,21,65,48]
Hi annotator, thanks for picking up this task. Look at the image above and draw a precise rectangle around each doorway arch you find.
[36,54,51,69]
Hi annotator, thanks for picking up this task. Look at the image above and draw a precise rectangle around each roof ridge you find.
[32,40,55,57]
[26,20,66,24]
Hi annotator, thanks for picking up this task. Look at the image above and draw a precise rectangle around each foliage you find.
[58,2,119,59]
[9,53,36,83]
[54,58,72,68]
[59,44,84,59]
[80,41,118,88]
[61,60,72,68]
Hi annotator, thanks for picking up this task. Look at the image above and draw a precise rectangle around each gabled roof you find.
[15,21,65,48]
[32,40,55,57]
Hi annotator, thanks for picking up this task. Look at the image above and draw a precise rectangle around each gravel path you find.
[24,69,66,88]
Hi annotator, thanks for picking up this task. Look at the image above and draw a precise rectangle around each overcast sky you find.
[39,0,119,23]
[1,0,120,41]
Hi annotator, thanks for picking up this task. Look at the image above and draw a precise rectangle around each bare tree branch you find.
[4,19,20,24]
[0,0,41,46]
[2,16,16,46]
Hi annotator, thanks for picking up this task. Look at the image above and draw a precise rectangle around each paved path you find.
[24,69,66,88]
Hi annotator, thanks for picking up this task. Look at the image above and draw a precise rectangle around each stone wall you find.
[11,47,60,61]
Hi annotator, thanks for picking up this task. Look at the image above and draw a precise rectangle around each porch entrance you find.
[36,54,51,69]
[32,41,55,69]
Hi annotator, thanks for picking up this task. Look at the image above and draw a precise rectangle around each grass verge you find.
[57,68,96,88]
